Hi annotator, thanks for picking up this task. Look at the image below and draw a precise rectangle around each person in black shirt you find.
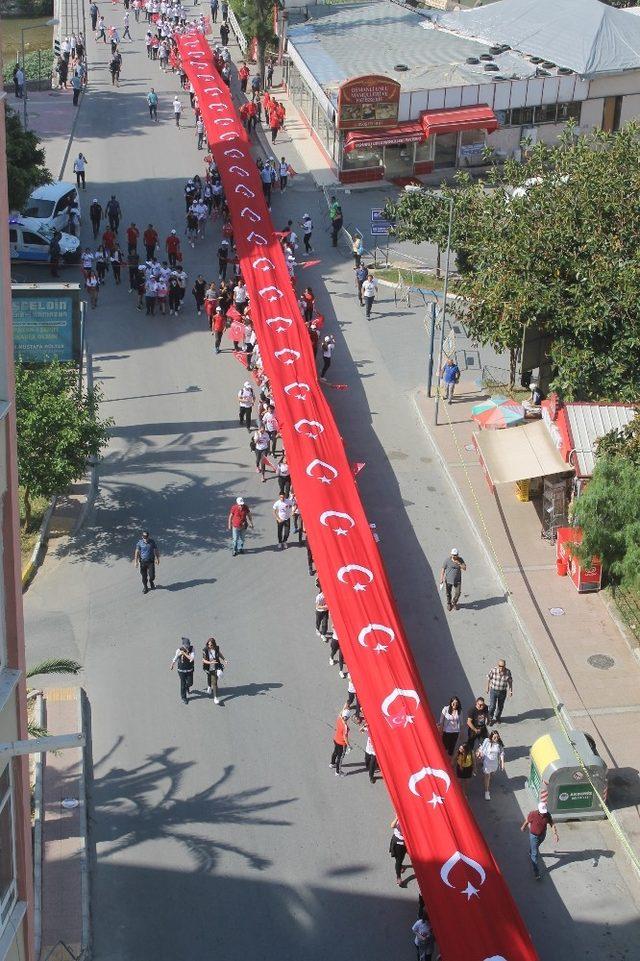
[465,696,489,756]
[128,250,140,292]
[133,530,160,593]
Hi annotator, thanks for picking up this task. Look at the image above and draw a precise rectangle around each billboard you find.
[11,284,82,364]
[337,75,401,130]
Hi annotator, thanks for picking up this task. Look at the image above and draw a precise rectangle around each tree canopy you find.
[386,124,640,402]
[231,0,277,82]
[15,361,112,527]
[5,106,51,211]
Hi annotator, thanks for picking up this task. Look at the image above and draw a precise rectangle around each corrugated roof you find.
[433,0,640,77]
[286,1,535,95]
[566,404,637,477]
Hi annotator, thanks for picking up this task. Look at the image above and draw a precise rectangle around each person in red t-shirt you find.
[521,802,559,879]
[126,223,139,255]
[102,227,116,253]
[227,496,254,555]
[212,307,226,353]
[165,229,181,267]
[238,62,249,93]
[143,224,158,259]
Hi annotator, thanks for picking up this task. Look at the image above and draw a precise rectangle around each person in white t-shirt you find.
[272,492,293,549]
[237,381,255,431]
[173,96,182,127]
[320,335,335,380]
[261,404,279,454]
[275,456,290,496]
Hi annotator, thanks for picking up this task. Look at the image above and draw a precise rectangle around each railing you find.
[611,586,640,647]
[227,7,248,54]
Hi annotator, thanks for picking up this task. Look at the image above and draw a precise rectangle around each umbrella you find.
[471,395,525,430]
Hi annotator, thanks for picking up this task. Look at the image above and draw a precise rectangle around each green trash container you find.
[528,730,607,821]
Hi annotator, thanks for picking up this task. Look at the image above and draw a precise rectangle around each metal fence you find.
[611,586,640,647]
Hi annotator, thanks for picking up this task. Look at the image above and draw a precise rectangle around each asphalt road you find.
[23,13,640,961]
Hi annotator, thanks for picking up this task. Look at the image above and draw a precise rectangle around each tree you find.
[27,658,82,739]
[595,413,640,463]
[233,0,277,84]
[386,125,640,402]
[15,361,112,528]
[5,106,51,211]
[572,456,640,589]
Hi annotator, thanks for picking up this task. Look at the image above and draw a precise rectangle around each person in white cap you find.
[320,334,335,380]
[227,496,253,555]
[237,380,255,431]
[521,800,559,879]
[440,548,466,611]
[301,212,313,253]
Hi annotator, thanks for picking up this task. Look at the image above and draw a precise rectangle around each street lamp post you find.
[433,196,454,427]
[21,18,59,131]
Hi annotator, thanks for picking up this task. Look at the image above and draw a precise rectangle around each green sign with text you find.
[11,285,82,363]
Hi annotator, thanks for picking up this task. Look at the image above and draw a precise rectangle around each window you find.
[8,231,17,244]
[601,95,622,133]
[22,198,54,219]
[23,232,48,246]
[54,190,76,215]
[535,103,557,124]
[0,765,16,931]
[510,106,535,127]
[557,102,581,123]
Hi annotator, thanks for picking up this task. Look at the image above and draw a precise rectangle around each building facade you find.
[283,0,640,183]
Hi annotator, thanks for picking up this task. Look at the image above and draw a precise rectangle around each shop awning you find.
[474,420,572,486]
[420,104,499,138]
[344,123,425,153]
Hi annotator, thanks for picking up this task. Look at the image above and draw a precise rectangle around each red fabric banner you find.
[177,34,539,961]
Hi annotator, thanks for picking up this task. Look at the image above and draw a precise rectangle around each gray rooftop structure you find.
[286,1,538,97]
[433,0,640,77]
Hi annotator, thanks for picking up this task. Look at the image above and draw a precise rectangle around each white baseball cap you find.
[244,381,252,388]
[537,801,548,814]
[451,548,459,556]
[171,229,176,234]
[236,497,244,505]
[341,710,351,719]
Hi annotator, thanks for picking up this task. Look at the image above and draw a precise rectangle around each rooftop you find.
[564,404,637,477]
[286,2,539,97]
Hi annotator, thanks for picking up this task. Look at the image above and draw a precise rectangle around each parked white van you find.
[22,182,81,233]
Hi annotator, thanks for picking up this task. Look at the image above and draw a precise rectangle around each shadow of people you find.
[220,682,283,704]
[544,849,615,873]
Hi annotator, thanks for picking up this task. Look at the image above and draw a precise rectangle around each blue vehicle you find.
[8,217,80,263]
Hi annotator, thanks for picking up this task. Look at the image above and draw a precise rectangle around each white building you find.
[284,0,640,182]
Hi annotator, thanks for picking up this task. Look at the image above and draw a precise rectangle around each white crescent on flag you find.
[266,316,293,333]
[320,511,356,536]
[381,688,420,725]
[284,381,311,401]
[274,348,301,366]
[337,564,374,592]
[357,623,395,653]
[294,419,324,439]
[440,851,486,900]
[408,767,451,808]
[305,459,338,484]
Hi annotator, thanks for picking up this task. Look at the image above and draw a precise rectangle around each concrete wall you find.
[588,70,640,98]
[620,93,640,124]
[580,98,604,130]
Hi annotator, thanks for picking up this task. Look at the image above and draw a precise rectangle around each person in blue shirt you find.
[133,530,160,594]
[441,357,460,404]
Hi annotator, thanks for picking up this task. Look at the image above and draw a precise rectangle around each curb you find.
[78,689,90,958]
[21,497,57,591]
[600,590,640,664]
[33,692,45,961]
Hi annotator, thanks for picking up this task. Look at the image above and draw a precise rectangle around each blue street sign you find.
[371,207,394,236]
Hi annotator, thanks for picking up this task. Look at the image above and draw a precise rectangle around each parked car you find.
[21,182,81,233]
[8,218,81,263]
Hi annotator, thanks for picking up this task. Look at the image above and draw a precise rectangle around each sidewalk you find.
[414,384,640,862]
[39,688,88,961]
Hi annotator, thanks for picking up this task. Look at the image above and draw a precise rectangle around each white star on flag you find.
[462,883,479,900]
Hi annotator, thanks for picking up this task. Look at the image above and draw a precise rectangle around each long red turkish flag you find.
[177,33,539,961]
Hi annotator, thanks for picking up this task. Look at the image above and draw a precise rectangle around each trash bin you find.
[556,556,568,577]
[528,731,607,821]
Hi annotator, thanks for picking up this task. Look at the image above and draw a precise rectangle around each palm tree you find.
[27,658,82,738]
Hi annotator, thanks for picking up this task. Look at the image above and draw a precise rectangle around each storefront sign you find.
[556,784,594,811]
[11,284,82,363]
[459,141,485,158]
[337,75,400,130]
[371,208,395,236]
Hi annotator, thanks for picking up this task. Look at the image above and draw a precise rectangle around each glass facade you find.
[285,61,338,162]
[0,764,16,931]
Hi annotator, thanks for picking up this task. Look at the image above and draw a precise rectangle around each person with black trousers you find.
[89,199,103,239]
[171,639,195,704]
[202,637,227,704]
[390,817,408,885]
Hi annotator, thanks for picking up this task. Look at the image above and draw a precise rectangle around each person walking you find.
[110,244,123,284]
[486,659,514,725]
[477,729,505,800]
[275,457,290,496]
[171,639,194,704]
[315,585,329,638]
[106,195,122,232]
[439,547,466,611]
[251,425,270,482]
[73,153,88,190]
[85,270,100,308]
[128,249,140,293]
[143,223,158,260]
[210,0,219,22]
[165,229,181,268]
[319,335,335,380]
[89,198,103,239]
[133,530,160,593]
[212,307,225,353]
[126,222,139,256]
[90,1,99,31]
[49,231,61,278]
[228,496,253,555]
[301,212,313,253]
[238,381,255,431]
[441,356,461,405]
[361,722,377,784]
[273,492,293,549]
[328,629,346,676]
[412,913,435,961]
[466,696,490,762]
[354,262,368,306]
[361,273,378,320]
[437,696,462,756]
[352,234,363,268]
[147,87,158,120]
[521,802,559,880]
[71,72,82,106]
[389,817,408,885]
[123,11,133,40]
[330,709,351,777]
[202,637,227,703]
[192,275,206,315]
[455,742,474,796]
[329,195,343,247]
[144,274,157,315]
[173,95,182,127]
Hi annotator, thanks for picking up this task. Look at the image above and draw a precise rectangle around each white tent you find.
[432,0,640,76]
